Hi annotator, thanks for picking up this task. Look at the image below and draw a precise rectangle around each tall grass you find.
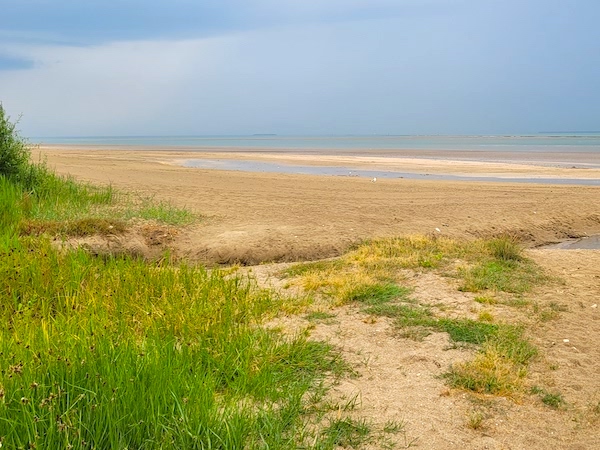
[1,106,348,448]
[0,239,346,448]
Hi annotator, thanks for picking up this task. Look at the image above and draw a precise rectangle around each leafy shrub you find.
[0,104,31,182]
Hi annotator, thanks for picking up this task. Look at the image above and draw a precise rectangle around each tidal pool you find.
[179,158,600,186]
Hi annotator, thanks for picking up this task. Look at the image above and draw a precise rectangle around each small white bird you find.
[371,177,377,182]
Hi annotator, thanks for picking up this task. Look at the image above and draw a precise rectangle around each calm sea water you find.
[36,134,600,153]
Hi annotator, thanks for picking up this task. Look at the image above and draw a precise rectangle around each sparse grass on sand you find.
[283,234,547,397]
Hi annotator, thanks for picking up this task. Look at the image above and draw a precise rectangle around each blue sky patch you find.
[0,55,34,71]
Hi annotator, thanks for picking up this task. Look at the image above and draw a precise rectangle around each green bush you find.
[0,104,31,182]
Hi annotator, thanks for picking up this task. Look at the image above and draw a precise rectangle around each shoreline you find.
[38,145,600,183]
[38,143,600,165]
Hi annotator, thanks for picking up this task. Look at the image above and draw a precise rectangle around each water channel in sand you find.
[542,235,600,249]
[180,158,600,186]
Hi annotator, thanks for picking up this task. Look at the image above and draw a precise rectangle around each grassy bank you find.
[1,106,349,449]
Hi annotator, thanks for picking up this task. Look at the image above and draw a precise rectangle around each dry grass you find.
[284,235,545,398]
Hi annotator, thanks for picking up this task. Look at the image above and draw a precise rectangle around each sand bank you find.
[37,146,600,263]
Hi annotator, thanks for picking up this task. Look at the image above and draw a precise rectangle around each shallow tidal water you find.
[542,235,600,250]
[180,158,600,186]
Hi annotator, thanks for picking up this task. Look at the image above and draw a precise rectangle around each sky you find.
[1,0,599,137]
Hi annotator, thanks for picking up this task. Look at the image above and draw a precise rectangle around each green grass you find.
[445,326,537,395]
[531,387,565,409]
[486,236,522,262]
[348,283,410,305]
[119,196,196,226]
[317,417,372,449]
[458,259,544,294]
[0,111,353,448]
[474,296,497,305]
[438,319,499,345]
[1,108,192,236]
[2,164,193,237]
[284,235,546,302]
[282,235,547,398]
[0,239,349,448]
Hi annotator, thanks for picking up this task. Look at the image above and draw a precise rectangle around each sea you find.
[34,134,600,154]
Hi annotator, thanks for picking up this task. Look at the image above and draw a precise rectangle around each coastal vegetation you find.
[1,104,564,447]
[0,105,352,448]
[283,235,546,396]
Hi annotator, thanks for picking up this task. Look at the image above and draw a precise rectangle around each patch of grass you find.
[474,295,497,305]
[478,310,495,322]
[283,259,345,278]
[285,235,546,305]
[458,259,544,294]
[396,325,432,341]
[438,318,499,345]
[0,110,349,448]
[466,410,485,430]
[445,326,537,395]
[1,110,193,236]
[486,235,522,262]
[283,235,545,399]
[499,297,531,308]
[383,419,406,434]
[392,304,435,328]
[542,393,565,408]
[120,197,196,226]
[281,236,468,306]
[531,387,565,408]
[0,239,350,448]
[348,283,409,305]
[318,417,372,449]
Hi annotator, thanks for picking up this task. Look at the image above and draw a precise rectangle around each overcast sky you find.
[1,0,599,137]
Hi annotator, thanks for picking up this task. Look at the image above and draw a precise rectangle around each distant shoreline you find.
[38,143,600,169]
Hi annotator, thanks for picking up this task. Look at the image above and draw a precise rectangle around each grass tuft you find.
[486,235,523,261]
[458,259,543,294]
[466,410,486,430]
[531,387,565,408]
[445,326,537,395]
[318,417,372,448]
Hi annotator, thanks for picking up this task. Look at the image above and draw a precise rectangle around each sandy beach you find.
[34,145,600,448]
[38,146,600,263]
